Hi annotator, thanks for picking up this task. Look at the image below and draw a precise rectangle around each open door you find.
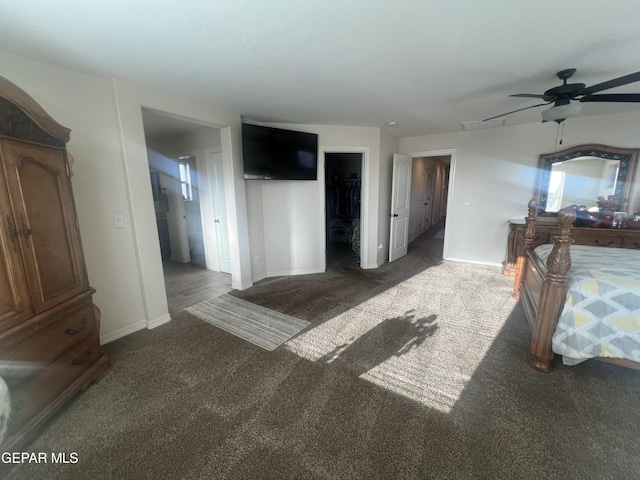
[389,154,412,262]
[209,151,232,273]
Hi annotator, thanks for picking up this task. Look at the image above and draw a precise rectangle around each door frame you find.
[405,149,456,260]
[319,146,370,270]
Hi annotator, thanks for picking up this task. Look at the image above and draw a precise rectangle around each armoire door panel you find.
[1,141,87,313]
[0,162,33,333]
[0,218,33,333]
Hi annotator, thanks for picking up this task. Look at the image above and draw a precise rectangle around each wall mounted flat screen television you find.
[242,123,318,180]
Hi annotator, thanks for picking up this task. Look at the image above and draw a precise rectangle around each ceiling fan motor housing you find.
[543,83,586,103]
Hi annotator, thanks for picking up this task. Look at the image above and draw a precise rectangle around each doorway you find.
[325,152,363,268]
[408,155,450,249]
[141,109,232,314]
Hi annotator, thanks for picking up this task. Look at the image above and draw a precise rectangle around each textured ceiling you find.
[2,1,640,137]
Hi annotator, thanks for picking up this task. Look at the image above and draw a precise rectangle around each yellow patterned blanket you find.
[535,244,640,365]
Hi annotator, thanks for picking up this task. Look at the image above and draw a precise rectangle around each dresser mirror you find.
[534,144,639,216]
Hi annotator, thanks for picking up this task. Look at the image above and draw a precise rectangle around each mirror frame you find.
[534,144,639,216]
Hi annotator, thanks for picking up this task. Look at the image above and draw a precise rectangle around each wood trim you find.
[0,75,70,144]
[534,144,639,218]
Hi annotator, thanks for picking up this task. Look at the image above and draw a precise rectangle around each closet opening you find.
[325,152,363,269]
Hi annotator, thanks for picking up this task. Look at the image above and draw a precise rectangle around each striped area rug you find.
[185,295,310,351]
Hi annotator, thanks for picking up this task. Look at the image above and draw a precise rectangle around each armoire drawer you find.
[4,333,102,441]
[0,305,96,390]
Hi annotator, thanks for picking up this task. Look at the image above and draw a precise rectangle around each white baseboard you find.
[232,279,254,290]
[444,256,501,268]
[100,320,146,344]
[267,267,324,277]
[147,313,172,329]
[100,313,173,345]
[251,271,268,284]
[375,257,387,268]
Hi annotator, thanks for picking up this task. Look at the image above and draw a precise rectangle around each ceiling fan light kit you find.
[484,68,640,125]
[541,103,581,123]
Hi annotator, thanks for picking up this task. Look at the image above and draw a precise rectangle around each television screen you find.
[242,124,318,180]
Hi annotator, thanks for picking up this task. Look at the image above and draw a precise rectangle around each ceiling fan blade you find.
[580,93,640,103]
[482,102,552,122]
[509,94,548,99]
[581,71,640,95]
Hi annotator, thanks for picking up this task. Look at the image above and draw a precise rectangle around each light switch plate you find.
[114,214,125,228]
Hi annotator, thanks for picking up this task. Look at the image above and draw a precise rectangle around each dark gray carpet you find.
[6,226,640,479]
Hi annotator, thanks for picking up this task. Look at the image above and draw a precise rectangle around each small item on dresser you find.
[574,205,599,227]
[613,212,627,229]
[627,214,640,230]
[599,210,615,228]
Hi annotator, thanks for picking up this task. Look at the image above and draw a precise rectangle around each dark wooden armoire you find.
[0,75,110,450]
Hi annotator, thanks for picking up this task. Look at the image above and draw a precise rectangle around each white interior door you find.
[389,154,412,262]
[209,152,232,273]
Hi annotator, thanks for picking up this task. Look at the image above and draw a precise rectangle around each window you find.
[546,170,565,212]
[179,161,193,201]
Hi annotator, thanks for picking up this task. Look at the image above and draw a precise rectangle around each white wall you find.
[0,50,148,341]
[10,47,639,342]
[400,111,640,266]
[244,123,397,279]
[112,79,253,308]
[0,49,253,343]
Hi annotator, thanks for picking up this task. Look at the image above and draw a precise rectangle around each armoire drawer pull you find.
[71,348,93,366]
[65,318,88,335]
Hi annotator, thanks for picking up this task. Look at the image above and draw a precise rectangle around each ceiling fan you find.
[483,68,640,123]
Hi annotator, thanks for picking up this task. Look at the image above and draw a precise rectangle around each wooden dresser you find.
[503,219,640,276]
[0,75,110,450]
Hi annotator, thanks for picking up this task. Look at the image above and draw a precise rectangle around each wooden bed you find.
[512,200,640,372]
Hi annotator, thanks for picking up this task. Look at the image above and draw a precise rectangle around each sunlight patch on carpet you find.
[285,261,516,413]
[186,295,310,351]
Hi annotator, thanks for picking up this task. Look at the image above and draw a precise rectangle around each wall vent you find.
[461,118,505,131]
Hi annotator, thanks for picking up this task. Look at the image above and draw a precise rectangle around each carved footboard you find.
[512,202,577,372]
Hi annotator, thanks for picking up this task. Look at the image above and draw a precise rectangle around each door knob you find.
[390,213,399,217]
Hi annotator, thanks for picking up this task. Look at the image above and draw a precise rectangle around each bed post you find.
[528,206,576,372]
[512,199,539,299]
